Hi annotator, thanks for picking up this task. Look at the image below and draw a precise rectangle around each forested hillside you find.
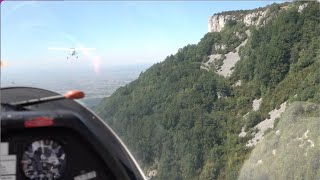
[96,2,320,179]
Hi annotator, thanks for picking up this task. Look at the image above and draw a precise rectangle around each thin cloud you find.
[2,1,40,19]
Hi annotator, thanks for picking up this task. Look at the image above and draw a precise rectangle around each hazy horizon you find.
[1,63,150,108]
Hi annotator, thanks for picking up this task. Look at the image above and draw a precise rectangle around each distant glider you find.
[48,47,96,60]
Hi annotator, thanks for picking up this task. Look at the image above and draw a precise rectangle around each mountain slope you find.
[96,2,320,179]
[238,102,320,180]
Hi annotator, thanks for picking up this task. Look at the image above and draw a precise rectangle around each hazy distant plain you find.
[1,64,150,108]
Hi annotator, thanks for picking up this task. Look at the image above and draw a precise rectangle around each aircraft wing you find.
[48,48,96,51]
[48,48,71,51]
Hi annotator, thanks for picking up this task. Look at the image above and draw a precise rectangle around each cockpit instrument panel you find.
[1,87,146,180]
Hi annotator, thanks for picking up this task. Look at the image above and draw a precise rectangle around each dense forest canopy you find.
[96,2,320,179]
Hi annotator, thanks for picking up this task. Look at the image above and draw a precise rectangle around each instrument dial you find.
[21,139,66,179]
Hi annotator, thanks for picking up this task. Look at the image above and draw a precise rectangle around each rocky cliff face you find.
[208,8,271,32]
[208,14,237,32]
[208,3,296,32]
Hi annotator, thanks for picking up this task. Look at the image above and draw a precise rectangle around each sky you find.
[1,1,281,73]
